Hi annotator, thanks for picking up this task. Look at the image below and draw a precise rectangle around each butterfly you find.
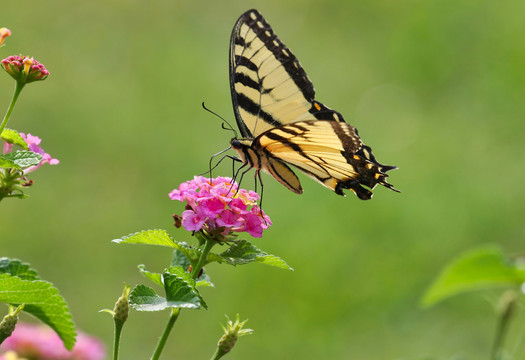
[228,9,399,200]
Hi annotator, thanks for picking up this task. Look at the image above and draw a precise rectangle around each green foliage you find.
[0,129,27,149]
[114,229,292,270]
[0,258,76,350]
[422,246,525,307]
[129,267,207,311]
[171,250,214,287]
[0,150,42,170]
[0,258,38,280]
[215,239,293,270]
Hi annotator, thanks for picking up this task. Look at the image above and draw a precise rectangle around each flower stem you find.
[210,347,228,360]
[491,290,517,360]
[151,308,180,360]
[191,238,216,280]
[113,320,123,360]
[0,81,25,136]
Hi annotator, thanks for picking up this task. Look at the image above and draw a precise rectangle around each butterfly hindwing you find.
[254,120,396,199]
[228,9,399,199]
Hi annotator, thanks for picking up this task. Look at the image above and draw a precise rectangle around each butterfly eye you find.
[231,139,242,149]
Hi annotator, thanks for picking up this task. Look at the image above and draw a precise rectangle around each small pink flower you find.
[0,28,11,46]
[0,323,106,360]
[170,176,271,238]
[1,55,49,84]
[19,133,59,173]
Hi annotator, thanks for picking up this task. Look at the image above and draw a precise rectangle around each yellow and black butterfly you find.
[228,9,399,200]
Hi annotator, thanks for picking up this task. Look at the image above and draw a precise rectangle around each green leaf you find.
[422,246,525,307]
[0,273,76,350]
[129,268,207,311]
[137,264,163,287]
[164,267,207,310]
[1,129,28,149]
[113,229,178,247]
[114,229,204,267]
[129,285,169,312]
[0,257,39,280]
[171,250,213,287]
[214,240,293,270]
[0,150,42,169]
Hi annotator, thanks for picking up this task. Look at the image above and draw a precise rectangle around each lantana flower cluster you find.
[1,55,49,84]
[0,323,105,360]
[169,176,271,238]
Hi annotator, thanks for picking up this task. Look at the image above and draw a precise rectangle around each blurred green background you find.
[2,0,525,359]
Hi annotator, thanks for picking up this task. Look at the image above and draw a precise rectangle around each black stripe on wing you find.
[229,9,316,137]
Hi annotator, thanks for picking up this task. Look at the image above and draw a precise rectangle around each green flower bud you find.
[113,285,131,325]
[0,305,24,343]
[216,314,253,356]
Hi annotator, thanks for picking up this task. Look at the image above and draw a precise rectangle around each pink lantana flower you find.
[16,133,59,173]
[170,176,271,238]
[1,55,49,84]
[0,323,106,360]
[0,28,11,46]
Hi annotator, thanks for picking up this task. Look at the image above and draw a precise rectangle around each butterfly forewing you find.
[230,9,316,138]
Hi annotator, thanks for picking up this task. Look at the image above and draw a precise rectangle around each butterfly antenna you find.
[202,102,238,138]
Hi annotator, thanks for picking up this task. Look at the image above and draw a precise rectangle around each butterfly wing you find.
[229,9,398,199]
[230,9,330,138]
[254,120,399,199]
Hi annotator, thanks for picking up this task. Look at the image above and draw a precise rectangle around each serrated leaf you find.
[171,250,213,287]
[113,229,178,247]
[0,273,76,350]
[1,129,28,149]
[129,285,169,311]
[114,229,197,258]
[1,150,42,168]
[215,240,293,270]
[164,267,207,310]
[0,257,39,280]
[129,269,207,311]
[137,264,163,287]
[422,246,525,307]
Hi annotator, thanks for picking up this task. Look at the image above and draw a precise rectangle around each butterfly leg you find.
[255,170,267,221]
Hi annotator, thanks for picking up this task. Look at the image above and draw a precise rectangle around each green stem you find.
[113,321,123,360]
[191,238,216,279]
[0,81,25,136]
[491,291,517,360]
[210,347,228,360]
[151,308,180,360]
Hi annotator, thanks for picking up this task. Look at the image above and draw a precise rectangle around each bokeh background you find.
[2,0,525,359]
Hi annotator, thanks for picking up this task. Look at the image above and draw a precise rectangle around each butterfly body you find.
[228,9,399,200]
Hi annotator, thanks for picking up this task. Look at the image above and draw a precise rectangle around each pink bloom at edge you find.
[0,323,106,360]
[0,28,11,46]
[19,133,59,173]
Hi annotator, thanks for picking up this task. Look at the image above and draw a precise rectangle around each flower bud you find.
[0,305,24,343]
[1,55,49,84]
[113,285,131,325]
[0,28,11,46]
[216,314,253,356]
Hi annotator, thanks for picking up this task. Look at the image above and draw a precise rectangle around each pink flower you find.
[0,28,11,46]
[170,176,271,238]
[0,323,106,360]
[1,55,49,84]
[19,133,59,173]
